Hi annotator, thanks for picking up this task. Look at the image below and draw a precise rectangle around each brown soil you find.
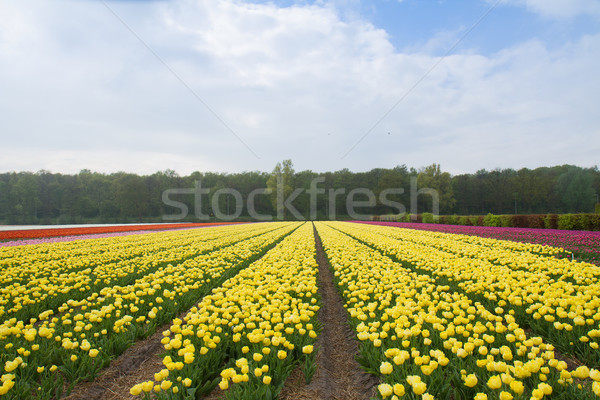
[278,224,378,400]
[62,323,169,400]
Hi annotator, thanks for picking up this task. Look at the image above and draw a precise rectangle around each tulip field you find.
[2,221,600,399]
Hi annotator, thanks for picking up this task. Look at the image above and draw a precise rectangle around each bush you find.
[458,216,471,226]
[596,203,600,214]
[558,214,577,230]
[499,215,513,227]
[512,215,530,228]
[590,214,600,230]
[544,214,558,229]
[447,215,459,225]
[422,212,435,224]
[527,215,545,229]
[469,216,481,226]
[483,213,500,227]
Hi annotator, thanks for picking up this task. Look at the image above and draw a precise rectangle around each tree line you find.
[0,163,598,224]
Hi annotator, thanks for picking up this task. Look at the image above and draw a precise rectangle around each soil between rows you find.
[62,223,376,400]
[278,224,378,400]
[62,319,172,400]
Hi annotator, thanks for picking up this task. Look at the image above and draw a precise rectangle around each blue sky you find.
[246,0,600,54]
[0,0,599,175]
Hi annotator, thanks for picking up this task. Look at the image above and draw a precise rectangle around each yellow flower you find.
[573,365,590,379]
[499,391,513,400]
[263,375,272,385]
[464,374,478,387]
[160,380,172,390]
[509,380,524,395]
[141,381,154,393]
[393,383,405,396]
[130,384,143,396]
[380,362,393,375]
[412,381,427,395]
[184,352,194,364]
[487,375,502,390]
[4,361,19,373]
[219,378,229,390]
[378,383,393,398]
[302,345,314,354]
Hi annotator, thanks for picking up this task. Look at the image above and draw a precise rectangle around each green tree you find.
[266,160,296,220]
[417,164,455,214]
[113,173,149,219]
[13,173,41,223]
[556,167,596,212]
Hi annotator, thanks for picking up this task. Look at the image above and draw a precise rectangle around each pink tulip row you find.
[355,221,600,265]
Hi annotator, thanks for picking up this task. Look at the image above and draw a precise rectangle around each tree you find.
[417,164,455,214]
[113,173,149,219]
[556,167,596,213]
[375,165,410,215]
[266,160,296,219]
[13,173,41,223]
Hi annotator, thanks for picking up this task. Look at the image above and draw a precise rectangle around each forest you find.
[0,163,598,224]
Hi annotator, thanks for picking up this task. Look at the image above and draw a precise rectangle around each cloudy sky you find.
[0,0,599,175]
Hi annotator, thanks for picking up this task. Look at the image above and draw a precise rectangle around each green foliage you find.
[458,216,471,226]
[468,216,480,226]
[421,212,435,224]
[558,214,578,230]
[266,159,296,220]
[544,214,558,229]
[447,215,459,225]
[556,167,596,212]
[417,163,456,214]
[499,215,513,227]
[2,163,600,224]
[483,213,500,227]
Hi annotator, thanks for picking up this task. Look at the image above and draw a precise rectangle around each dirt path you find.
[63,323,168,400]
[279,224,378,400]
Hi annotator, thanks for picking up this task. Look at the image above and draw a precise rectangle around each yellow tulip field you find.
[2,221,600,399]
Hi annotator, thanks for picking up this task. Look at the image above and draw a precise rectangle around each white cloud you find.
[0,0,598,176]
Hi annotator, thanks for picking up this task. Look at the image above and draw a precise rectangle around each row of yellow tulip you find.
[0,223,281,323]
[338,222,600,366]
[316,222,598,399]
[130,222,320,400]
[0,222,298,399]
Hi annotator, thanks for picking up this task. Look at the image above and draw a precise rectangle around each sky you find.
[0,0,599,176]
